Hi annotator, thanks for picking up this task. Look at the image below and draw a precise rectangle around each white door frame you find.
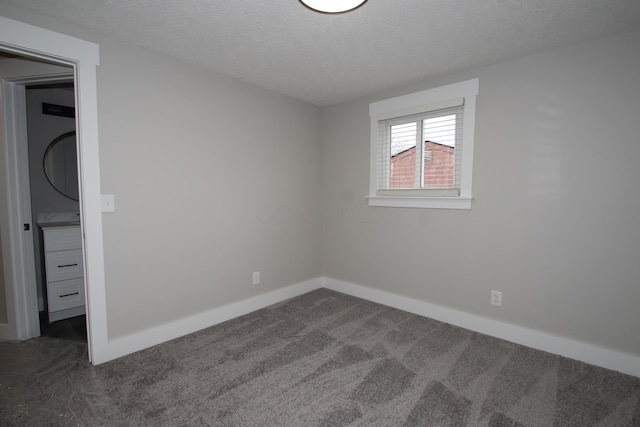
[1,77,40,341]
[0,16,108,364]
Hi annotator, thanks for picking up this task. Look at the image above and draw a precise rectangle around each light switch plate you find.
[101,194,115,212]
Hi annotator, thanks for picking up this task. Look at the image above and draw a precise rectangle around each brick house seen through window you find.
[390,141,455,188]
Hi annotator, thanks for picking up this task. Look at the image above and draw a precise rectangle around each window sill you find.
[367,195,473,210]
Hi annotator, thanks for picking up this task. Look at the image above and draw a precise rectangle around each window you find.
[368,78,478,209]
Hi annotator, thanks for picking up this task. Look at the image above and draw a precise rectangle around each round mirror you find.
[43,131,79,201]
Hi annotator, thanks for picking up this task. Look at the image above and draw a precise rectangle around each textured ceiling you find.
[2,0,640,106]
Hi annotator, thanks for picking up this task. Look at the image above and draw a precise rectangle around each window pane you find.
[423,114,456,188]
[390,122,417,188]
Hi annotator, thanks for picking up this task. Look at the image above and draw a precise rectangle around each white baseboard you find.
[323,277,640,378]
[103,275,639,377]
[105,278,323,363]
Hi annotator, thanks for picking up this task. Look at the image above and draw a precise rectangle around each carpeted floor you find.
[1,288,639,426]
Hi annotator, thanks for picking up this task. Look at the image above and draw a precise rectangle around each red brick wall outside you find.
[390,141,454,188]
[390,146,416,188]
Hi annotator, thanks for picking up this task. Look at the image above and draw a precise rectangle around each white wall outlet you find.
[252,271,260,286]
[491,290,502,307]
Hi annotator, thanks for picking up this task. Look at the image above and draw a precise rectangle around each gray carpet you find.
[1,288,639,426]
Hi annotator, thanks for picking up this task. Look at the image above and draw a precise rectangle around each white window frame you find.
[368,78,479,209]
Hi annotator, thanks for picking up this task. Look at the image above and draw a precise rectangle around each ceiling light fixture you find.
[299,0,368,14]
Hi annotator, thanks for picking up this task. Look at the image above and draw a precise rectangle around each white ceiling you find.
[2,0,640,106]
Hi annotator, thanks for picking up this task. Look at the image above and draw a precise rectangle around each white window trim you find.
[368,78,479,209]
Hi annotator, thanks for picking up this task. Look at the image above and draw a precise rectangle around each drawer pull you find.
[58,263,78,268]
[60,291,80,298]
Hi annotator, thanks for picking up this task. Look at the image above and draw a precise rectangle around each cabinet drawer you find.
[45,249,83,282]
[44,227,82,252]
[47,278,85,312]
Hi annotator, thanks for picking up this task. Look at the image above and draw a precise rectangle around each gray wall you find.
[97,42,323,338]
[322,30,640,358]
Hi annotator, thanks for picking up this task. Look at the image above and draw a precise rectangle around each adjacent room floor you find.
[39,312,87,343]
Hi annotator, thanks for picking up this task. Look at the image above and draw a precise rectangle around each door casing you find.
[0,15,108,364]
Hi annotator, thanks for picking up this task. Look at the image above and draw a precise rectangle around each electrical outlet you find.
[252,271,260,286]
[491,290,502,307]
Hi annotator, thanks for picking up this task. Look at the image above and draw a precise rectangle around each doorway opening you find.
[0,15,108,364]
[1,55,87,343]
[26,80,87,343]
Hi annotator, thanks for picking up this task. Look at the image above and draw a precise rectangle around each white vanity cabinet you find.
[43,226,85,322]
